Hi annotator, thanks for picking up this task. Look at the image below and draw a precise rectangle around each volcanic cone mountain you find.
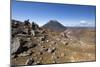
[42,20,67,32]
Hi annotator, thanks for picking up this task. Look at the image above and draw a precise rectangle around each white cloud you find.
[79,20,90,27]
[80,20,87,24]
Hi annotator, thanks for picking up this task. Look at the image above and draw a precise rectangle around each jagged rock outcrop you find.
[11,19,40,55]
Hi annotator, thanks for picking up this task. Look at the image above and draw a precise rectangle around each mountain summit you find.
[42,20,67,32]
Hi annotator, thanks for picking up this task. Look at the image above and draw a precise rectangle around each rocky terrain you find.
[11,19,96,66]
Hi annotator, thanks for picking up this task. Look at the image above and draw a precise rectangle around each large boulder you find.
[31,30,35,36]
[11,37,20,54]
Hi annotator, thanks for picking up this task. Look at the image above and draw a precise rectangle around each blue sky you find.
[12,0,96,27]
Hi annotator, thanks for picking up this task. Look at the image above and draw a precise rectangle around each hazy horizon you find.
[12,0,96,27]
